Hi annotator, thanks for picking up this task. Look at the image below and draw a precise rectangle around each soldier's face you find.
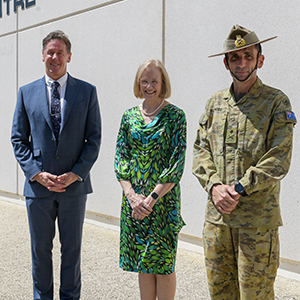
[224,45,264,82]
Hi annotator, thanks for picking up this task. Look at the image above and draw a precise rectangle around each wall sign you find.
[0,0,36,18]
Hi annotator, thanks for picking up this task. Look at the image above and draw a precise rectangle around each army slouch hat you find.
[209,24,277,58]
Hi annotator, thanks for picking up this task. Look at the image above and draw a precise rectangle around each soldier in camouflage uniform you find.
[192,25,297,300]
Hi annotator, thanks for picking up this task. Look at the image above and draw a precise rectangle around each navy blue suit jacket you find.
[11,74,101,198]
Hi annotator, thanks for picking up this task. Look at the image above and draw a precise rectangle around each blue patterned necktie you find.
[51,81,61,143]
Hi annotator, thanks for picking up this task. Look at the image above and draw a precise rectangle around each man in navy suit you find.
[11,30,101,300]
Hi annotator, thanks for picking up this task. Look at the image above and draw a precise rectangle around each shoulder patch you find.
[286,111,297,122]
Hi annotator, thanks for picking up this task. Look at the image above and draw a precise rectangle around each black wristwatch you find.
[151,192,159,200]
[234,182,247,197]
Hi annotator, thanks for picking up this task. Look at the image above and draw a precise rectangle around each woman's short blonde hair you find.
[133,59,171,99]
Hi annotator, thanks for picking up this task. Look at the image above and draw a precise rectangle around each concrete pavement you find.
[0,198,299,299]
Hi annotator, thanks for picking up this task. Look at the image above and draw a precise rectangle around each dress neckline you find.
[137,104,172,127]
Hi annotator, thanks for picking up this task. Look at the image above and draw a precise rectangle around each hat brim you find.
[208,36,277,58]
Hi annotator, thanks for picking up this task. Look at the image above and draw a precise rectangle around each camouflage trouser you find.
[203,221,279,300]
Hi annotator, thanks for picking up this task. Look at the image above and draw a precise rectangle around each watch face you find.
[151,192,159,200]
[235,182,246,196]
[235,183,244,193]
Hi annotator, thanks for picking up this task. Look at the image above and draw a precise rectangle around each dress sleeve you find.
[114,112,132,181]
[158,110,187,184]
[240,95,297,195]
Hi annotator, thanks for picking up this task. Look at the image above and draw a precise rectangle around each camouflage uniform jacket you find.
[193,77,297,227]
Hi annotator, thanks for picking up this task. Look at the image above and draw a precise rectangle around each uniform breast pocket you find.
[244,118,266,158]
[208,111,227,155]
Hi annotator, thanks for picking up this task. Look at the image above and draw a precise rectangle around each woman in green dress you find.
[114,59,186,300]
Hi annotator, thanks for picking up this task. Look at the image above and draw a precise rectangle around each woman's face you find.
[139,66,162,102]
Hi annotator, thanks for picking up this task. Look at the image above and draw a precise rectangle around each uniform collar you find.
[225,77,263,106]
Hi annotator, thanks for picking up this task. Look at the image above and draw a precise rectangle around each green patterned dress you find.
[114,104,186,274]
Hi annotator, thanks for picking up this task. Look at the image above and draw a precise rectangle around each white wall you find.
[1,0,299,266]
[0,34,17,193]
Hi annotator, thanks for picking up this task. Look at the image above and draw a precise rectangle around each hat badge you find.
[235,35,246,48]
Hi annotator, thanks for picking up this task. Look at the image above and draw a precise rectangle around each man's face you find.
[224,45,264,82]
[42,39,72,81]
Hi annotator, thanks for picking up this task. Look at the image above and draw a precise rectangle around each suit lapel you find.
[39,76,54,131]
[61,74,79,131]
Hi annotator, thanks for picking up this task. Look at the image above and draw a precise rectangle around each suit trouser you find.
[203,221,279,300]
[26,193,87,300]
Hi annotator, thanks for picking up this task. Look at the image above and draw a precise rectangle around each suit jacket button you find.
[51,138,55,142]
[56,156,60,160]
